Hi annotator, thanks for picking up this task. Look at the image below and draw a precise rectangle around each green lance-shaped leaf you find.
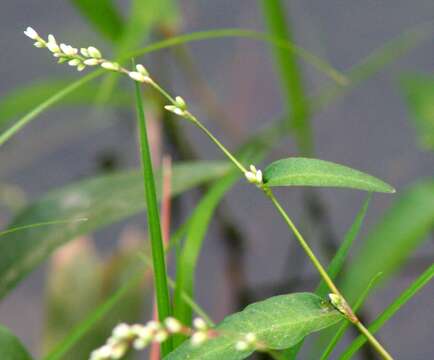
[0,326,33,360]
[263,157,395,193]
[166,293,343,360]
[0,161,230,299]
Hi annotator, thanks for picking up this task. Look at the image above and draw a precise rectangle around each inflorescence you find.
[89,316,260,360]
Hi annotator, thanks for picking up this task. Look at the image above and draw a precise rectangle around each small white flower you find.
[128,71,147,82]
[101,61,120,71]
[77,64,86,72]
[24,26,38,40]
[191,331,208,346]
[245,165,263,186]
[80,47,89,57]
[46,34,60,53]
[235,340,249,351]
[60,43,77,56]
[87,46,102,58]
[175,96,187,109]
[33,41,44,48]
[113,323,131,339]
[255,169,263,184]
[136,64,149,76]
[164,317,182,333]
[133,337,148,350]
[245,171,256,183]
[193,317,208,331]
[84,58,99,66]
[146,320,161,332]
[154,330,169,343]
[164,105,185,117]
[68,59,81,66]
[111,342,128,359]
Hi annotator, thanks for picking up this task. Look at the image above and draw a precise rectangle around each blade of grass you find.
[0,218,87,237]
[339,263,434,359]
[134,75,172,355]
[320,272,383,360]
[260,0,312,154]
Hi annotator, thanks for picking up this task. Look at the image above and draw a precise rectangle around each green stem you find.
[133,80,173,355]
[355,323,393,360]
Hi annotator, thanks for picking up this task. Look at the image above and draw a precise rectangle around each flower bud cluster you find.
[164,96,188,117]
[245,165,263,186]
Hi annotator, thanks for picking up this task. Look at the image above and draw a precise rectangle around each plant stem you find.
[354,323,392,360]
[133,80,173,355]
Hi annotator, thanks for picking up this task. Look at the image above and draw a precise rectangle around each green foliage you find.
[0,326,32,360]
[341,179,434,301]
[0,161,230,299]
[167,293,342,360]
[263,157,395,193]
[340,263,434,359]
[133,79,172,354]
[400,73,434,150]
[70,0,124,42]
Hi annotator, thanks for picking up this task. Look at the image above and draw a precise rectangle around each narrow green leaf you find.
[173,173,240,345]
[320,273,383,360]
[263,157,395,193]
[70,0,124,42]
[0,70,103,146]
[339,264,434,359]
[133,79,172,354]
[0,161,230,299]
[316,195,372,297]
[260,0,312,154]
[0,79,130,130]
[0,326,33,360]
[166,293,343,360]
[399,73,434,150]
[341,179,434,302]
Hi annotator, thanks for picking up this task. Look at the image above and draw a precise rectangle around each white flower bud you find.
[101,61,120,71]
[136,64,149,76]
[193,317,207,331]
[235,340,248,351]
[113,323,131,339]
[245,171,256,183]
[80,47,89,57]
[77,64,86,72]
[84,58,99,66]
[87,46,102,58]
[24,26,38,40]
[46,34,60,53]
[175,96,186,109]
[164,317,182,333]
[146,320,161,332]
[60,43,77,56]
[250,165,257,173]
[191,331,207,346]
[128,71,146,82]
[255,170,263,184]
[164,105,185,117]
[154,330,168,343]
[68,59,80,66]
[34,41,44,48]
[111,342,128,359]
[133,338,148,350]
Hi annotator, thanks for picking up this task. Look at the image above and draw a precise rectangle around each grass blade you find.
[260,0,312,154]
[339,263,434,359]
[134,78,172,355]
[0,326,33,360]
[316,195,372,297]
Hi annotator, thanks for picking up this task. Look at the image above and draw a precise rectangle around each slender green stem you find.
[354,323,393,360]
[133,79,173,355]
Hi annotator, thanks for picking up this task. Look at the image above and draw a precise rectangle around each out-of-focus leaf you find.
[0,325,32,360]
[173,173,240,346]
[341,179,434,302]
[43,237,102,359]
[0,161,230,299]
[0,79,130,131]
[263,158,395,193]
[400,73,434,150]
[260,0,312,154]
[166,293,342,360]
[339,264,434,359]
[70,0,124,42]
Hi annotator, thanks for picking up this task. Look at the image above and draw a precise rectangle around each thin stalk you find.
[133,80,173,355]
[354,323,392,360]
